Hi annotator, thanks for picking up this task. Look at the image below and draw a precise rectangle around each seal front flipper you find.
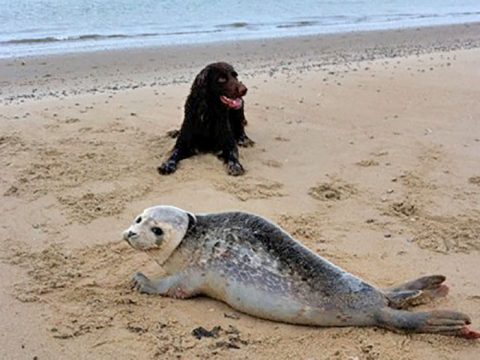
[375,308,480,339]
[131,271,201,299]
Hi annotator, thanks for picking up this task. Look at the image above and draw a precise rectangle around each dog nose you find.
[238,84,247,97]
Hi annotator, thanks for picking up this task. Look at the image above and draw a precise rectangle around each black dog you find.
[158,62,254,176]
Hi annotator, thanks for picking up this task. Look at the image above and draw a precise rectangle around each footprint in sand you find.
[277,213,325,243]
[356,159,379,167]
[261,159,283,168]
[214,177,284,201]
[382,199,480,254]
[308,180,356,201]
[57,184,152,224]
[389,199,418,217]
[410,213,480,254]
[468,176,480,186]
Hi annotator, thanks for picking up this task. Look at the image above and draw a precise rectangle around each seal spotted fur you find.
[123,206,480,338]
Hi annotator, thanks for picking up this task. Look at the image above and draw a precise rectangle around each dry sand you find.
[1,23,480,359]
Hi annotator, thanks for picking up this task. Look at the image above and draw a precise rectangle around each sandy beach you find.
[1,23,480,359]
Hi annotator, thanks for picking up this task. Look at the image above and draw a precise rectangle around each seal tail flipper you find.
[384,286,449,309]
[384,275,449,308]
[385,290,423,309]
[375,308,480,339]
[386,274,446,292]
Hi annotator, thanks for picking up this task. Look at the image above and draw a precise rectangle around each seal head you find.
[123,205,196,265]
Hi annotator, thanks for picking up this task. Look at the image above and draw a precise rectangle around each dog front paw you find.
[238,135,255,148]
[227,161,245,176]
[166,129,180,139]
[158,161,177,175]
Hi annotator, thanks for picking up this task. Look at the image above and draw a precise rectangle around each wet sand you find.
[1,23,480,359]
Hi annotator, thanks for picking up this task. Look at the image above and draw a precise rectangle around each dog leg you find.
[158,146,192,175]
[221,141,245,176]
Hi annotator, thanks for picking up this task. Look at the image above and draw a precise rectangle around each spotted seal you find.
[123,205,479,338]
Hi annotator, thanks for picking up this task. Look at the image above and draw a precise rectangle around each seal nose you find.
[123,230,137,241]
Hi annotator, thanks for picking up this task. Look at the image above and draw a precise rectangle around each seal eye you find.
[135,216,142,224]
[151,227,163,236]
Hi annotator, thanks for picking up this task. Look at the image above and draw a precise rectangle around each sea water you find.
[0,0,479,58]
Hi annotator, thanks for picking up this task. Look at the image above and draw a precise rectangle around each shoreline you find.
[2,22,480,105]
[0,13,478,59]
[1,17,480,59]
[1,19,480,360]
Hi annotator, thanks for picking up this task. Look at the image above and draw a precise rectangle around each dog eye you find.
[217,76,227,83]
[151,227,164,236]
[135,216,142,224]
[232,71,238,78]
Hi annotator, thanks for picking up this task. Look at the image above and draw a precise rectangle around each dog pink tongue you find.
[221,96,243,109]
[231,98,242,109]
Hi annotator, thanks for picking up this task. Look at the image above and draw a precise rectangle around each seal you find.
[123,206,480,339]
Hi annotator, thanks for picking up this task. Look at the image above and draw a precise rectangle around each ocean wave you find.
[159,29,221,36]
[2,10,480,47]
[1,33,159,45]
[216,22,250,29]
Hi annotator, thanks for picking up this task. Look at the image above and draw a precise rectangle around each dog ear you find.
[192,66,209,90]
[185,65,210,119]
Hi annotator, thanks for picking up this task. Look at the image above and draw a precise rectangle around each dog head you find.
[191,62,247,110]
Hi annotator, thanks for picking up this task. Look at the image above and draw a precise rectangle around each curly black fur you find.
[158,62,254,176]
